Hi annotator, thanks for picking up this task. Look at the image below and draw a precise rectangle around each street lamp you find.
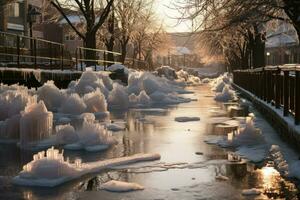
[27,5,41,38]
[266,52,270,65]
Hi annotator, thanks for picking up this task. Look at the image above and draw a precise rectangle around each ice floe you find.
[174,117,200,122]
[13,147,161,187]
[100,180,144,192]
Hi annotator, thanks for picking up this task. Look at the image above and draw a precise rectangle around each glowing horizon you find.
[154,0,193,33]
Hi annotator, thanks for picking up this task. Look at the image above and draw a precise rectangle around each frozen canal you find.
[0,85,299,199]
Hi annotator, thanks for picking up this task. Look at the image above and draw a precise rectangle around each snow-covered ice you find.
[100,180,144,192]
[13,147,161,187]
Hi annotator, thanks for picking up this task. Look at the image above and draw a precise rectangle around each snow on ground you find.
[13,147,160,187]
[100,180,144,192]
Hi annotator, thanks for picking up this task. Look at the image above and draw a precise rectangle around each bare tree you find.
[49,0,114,63]
[115,0,153,63]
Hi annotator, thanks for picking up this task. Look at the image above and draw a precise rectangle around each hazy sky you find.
[154,0,192,33]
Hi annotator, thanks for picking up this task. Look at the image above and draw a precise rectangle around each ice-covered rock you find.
[100,180,144,192]
[20,101,53,148]
[107,64,129,74]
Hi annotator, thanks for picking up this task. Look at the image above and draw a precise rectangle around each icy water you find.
[0,85,299,199]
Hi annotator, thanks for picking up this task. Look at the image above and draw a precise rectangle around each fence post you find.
[16,35,20,68]
[61,45,64,71]
[80,48,83,71]
[295,69,300,124]
[49,43,53,67]
[103,51,107,71]
[283,70,289,116]
[75,48,78,70]
[34,39,37,69]
[275,68,281,109]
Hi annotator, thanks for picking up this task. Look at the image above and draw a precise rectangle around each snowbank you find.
[13,147,161,187]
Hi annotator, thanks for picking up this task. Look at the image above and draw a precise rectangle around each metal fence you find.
[0,31,123,71]
[75,47,122,71]
[0,31,73,70]
[233,64,300,124]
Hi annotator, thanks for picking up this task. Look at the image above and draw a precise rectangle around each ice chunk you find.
[107,64,129,74]
[20,101,53,148]
[214,85,236,102]
[59,94,87,115]
[74,71,109,96]
[0,89,36,120]
[37,81,65,111]
[106,123,126,132]
[0,114,21,140]
[100,180,144,192]
[174,117,200,122]
[242,188,261,196]
[137,90,151,105]
[77,121,116,147]
[215,175,229,181]
[108,83,129,110]
[156,66,177,80]
[13,147,160,187]
[83,89,107,113]
[55,124,78,144]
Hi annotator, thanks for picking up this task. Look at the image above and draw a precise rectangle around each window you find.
[65,33,76,41]
[7,3,20,17]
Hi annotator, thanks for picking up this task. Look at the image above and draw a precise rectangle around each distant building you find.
[265,21,300,65]
[5,0,27,35]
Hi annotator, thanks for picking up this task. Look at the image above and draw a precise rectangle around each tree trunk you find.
[105,37,115,66]
[85,32,97,67]
[120,43,127,64]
